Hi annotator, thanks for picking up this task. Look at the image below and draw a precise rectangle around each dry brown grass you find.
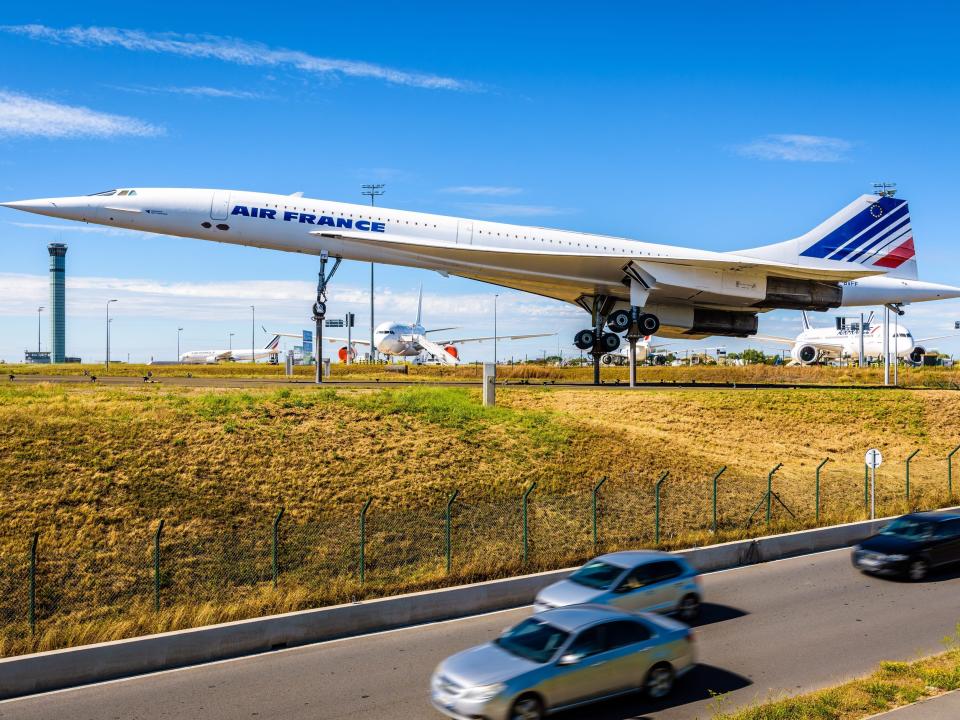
[1,382,959,657]
[3,361,960,388]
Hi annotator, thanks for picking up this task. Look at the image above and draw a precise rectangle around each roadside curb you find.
[2,508,956,699]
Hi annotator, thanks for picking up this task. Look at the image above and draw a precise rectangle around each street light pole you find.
[229,332,235,351]
[250,305,256,364]
[37,306,44,353]
[177,327,183,362]
[362,184,384,362]
[105,299,117,369]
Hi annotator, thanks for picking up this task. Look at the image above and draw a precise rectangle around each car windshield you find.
[494,618,570,664]
[568,560,624,590]
[880,517,934,540]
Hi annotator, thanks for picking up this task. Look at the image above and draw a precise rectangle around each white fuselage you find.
[374,321,431,358]
[5,188,960,340]
[179,347,279,364]
[792,323,916,363]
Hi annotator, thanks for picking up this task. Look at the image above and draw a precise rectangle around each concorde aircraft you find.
[4,188,959,352]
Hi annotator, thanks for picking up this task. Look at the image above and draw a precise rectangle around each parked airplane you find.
[600,336,672,365]
[5,189,960,352]
[179,334,281,364]
[314,287,551,364]
[756,312,958,365]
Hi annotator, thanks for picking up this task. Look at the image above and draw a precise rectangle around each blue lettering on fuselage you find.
[229,205,386,232]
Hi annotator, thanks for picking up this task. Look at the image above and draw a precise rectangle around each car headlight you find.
[461,683,506,701]
[886,554,909,561]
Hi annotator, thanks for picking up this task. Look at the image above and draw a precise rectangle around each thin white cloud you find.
[113,84,261,99]
[458,203,576,218]
[441,186,523,196]
[0,90,163,139]
[735,134,853,162]
[3,24,474,91]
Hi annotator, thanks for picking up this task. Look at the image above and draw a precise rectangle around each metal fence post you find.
[28,532,38,636]
[153,519,164,612]
[592,476,607,547]
[445,490,459,574]
[864,464,869,514]
[905,450,920,502]
[655,472,669,544]
[815,459,829,524]
[522,482,537,565]
[949,445,960,498]
[766,463,783,526]
[712,467,726,533]
[272,507,285,588]
[359,498,373,584]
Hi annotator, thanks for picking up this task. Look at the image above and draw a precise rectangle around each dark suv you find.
[852,511,960,580]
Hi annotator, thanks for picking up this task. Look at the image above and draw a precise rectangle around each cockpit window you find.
[129,190,137,196]
[89,190,117,196]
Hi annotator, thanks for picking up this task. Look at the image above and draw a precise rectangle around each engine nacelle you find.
[910,346,926,364]
[444,345,459,359]
[792,344,819,365]
[755,276,842,311]
[688,309,758,337]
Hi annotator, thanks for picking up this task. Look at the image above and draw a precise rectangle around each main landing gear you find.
[574,305,660,386]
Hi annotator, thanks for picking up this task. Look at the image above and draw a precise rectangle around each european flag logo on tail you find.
[799,195,915,274]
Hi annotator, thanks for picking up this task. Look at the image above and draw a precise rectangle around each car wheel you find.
[907,558,928,581]
[510,694,544,720]
[676,593,700,623]
[644,663,675,699]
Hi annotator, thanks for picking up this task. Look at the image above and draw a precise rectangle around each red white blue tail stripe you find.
[800,195,914,270]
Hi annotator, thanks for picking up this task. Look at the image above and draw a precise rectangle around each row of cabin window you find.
[260,203,440,228]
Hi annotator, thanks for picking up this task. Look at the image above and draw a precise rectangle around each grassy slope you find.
[1,382,959,655]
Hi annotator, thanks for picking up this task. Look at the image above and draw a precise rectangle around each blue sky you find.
[2,1,959,362]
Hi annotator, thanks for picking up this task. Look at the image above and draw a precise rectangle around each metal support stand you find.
[626,307,641,389]
[312,252,342,384]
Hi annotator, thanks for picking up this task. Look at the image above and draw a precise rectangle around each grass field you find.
[3,360,960,388]
[1,380,959,656]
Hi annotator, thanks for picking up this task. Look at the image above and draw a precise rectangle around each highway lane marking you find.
[0,546,853,705]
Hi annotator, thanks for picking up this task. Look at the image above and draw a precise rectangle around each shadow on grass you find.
[555,663,752,719]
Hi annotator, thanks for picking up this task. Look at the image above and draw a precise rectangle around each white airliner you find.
[757,312,959,365]
[4,188,959,350]
[179,334,281,364]
[318,287,551,364]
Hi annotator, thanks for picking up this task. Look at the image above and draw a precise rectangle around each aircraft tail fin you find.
[264,334,281,351]
[416,284,423,326]
[739,194,918,280]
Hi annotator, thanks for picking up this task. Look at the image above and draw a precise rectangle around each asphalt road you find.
[4,547,960,720]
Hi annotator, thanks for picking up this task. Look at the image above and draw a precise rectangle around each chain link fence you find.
[2,450,958,657]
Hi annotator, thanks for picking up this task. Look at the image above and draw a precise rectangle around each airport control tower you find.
[48,243,67,363]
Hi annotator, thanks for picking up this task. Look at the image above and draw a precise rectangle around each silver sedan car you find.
[430,604,695,720]
[533,551,702,622]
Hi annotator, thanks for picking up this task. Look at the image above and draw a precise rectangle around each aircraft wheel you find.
[607,309,631,333]
[574,329,596,350]
[639,313,660,335]
[601,332,621,352]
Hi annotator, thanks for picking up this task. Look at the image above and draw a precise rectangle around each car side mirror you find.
[557,653,582,666]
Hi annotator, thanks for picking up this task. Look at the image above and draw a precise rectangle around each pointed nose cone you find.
[1,196,97,222]
[2,197,64,218]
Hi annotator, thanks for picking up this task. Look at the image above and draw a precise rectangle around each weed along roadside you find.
[1,382,959,657]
